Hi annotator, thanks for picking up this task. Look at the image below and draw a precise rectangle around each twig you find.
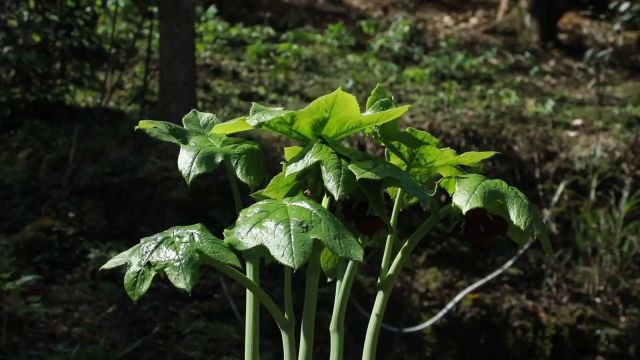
[98,0,120,106]
[219,276,244,328]
[42,123,80,212]
[496,0,509,21]
[138,9,155,119]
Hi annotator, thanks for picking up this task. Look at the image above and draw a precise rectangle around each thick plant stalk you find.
[362,205,452,360]
[225,161,260,360]
[209,260,287,331]
[297,195,331,360]
[298,240,323,360]
[377,184,563,333]
[212,261,295,359]
[244,254,260,360]
[329,188,401,359]
[329,260,358,360]
[379,189,404,282]
[283,267,297,360]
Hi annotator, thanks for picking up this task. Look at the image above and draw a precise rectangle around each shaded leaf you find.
[320,247,339,279]
[137,120,191,145]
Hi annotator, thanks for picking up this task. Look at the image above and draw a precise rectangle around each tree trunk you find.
[485,0,564,45]
[158,0,197,122]
[528,0,567,45]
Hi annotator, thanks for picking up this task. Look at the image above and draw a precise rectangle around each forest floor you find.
[1,1,639,359]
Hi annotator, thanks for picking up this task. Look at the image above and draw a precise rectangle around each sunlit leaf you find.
[238,88,409,142]
[380,127,496,208]
[365,83,395,112]
[209,116,253,135]
[284,146,305,162]
[224,195,363,269]
[137,110,265,188]
[101,224,241,301]
[252,170,302,200]
[441,174,550,252]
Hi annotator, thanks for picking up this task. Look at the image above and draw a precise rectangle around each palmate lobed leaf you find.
[388,128,497,181]
[224,195,363,269]
[137,110,265,188]
[441,174,551,253]
[101,224,241,301]
[365,85,495,185]
[375,126,495,208]
[211,88,410,142]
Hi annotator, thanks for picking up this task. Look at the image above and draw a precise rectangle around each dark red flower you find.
[463,208,508,251]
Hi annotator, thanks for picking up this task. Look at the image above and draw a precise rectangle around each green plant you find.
[102,86,549,360]
[571,176,640,294]
[1,273,45,349]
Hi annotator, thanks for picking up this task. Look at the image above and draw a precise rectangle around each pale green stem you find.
[210,260,287,329]
[283,267,297,360]
[378,189,404,283]
[361,205,452,360]
[212,261,295,359]
[225,161,260,360]
[297,195,331,360]
[329,260,359,360]
[244,254,260,360]
[225,161,243,214]
[298,241,323,360]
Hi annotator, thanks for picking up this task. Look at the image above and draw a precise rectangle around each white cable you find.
[380,238,534,333]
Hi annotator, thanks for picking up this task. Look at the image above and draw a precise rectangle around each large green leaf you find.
[102,224,241,301]
[441,174,550,252]
[214,88,410,142]
[286,141,357,200]
[138,110,265,188]
[224,195,363,269]
[388,128,495,182]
